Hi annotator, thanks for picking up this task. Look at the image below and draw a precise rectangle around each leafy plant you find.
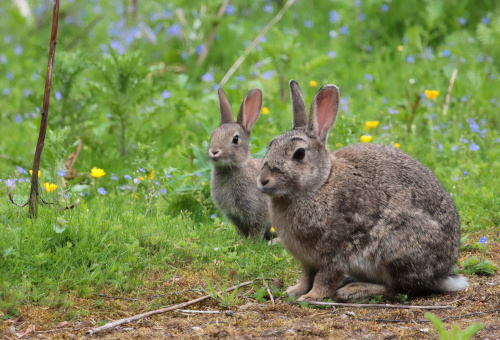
[204,276,241,308]
[424,312,484,340]
[462,256,498,275]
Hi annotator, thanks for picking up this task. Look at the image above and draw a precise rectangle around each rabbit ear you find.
[289,80,308,129]
[308,85,340,144]
[218,88,234,124]
[236,88,262,133]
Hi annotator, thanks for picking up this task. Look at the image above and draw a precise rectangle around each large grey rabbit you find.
[208,88,272,240]
[257,80,467,301]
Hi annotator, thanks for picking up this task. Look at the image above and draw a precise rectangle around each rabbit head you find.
[208,88,262,168]
[258,80,339,197]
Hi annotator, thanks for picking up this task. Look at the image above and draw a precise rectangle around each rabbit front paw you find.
[336,282,388,301]
[286,283,309,297]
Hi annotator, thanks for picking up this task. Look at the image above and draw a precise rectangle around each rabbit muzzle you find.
[257,166,276,194]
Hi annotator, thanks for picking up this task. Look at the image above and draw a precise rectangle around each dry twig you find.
[219,0,297,86]
[86,280,254,335]
[302,301,451,310]
[195,0,230,66]
[28,0,59,217]
[442,68,458,116]
[263,279,275,305]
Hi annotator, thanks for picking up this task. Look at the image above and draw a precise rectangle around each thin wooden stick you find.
[303,301,451,310]
[263,279,275,305]
[442,68,458,116]
[176,310,221,314]
[195,0,230,66]
[218,0,297,87]
[372,308,500,324]
[85,280,253,336]
[28,0,59,218]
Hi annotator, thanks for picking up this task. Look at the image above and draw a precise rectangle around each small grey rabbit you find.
[257,80,467,301]
[208,87,272,240]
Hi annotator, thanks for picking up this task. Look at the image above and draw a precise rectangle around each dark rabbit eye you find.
[232,135,239,144]
[293,148,306,160]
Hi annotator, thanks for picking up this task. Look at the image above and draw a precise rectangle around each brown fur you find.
[257,80,467,301]
[208,88,272,239]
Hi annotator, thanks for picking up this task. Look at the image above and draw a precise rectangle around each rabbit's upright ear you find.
[237,88,262,133]
[308,85,340,144]
[218,88,234,124]
[289,80,308,129]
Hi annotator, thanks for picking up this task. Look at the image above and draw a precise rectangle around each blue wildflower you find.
[159,188,167,195]
[161,90,171,99]
[329,10,340,23]
[381,4,389,12]
[364,73,373,81]
[57,169,66,177]
[459,137,468,143]
[165,173,172,179]
[304,20,313,28]
[328,51,337,58]
[406,55,415,63]
[481,16,490,25]
[195,44,205,55]
[167,23,181,36]
[442,49,451,57]
[479,236,487,244]
[382,125,389,130]
[262,71,275,79]
[138,166,146,173]
[340,26,349,35]
[201,72,214,82]
[97,187,107,195]
[3,88,10,96]
[463,170,468,176]
[154,181,160,186]
[225,5,236,15]
[133,178,141,184]
[469,142,480,151]
[458,17,466,25]
[210,214,217,219]
[17,166,28,174]
[451,145,458,151]
[0,55,6,64]
[124,174,132,180]
[14,45,23,55]
[263,4,273,13]
[111,174,119,180]
[358,13,366,21]
[195,172,202,177]
[329,30,338,39]
[388,107,399,115]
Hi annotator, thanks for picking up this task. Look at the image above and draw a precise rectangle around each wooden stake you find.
[28,0,59,218]
[442,68,458,116]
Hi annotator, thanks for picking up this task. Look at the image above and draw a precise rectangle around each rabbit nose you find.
[209,149,220,157]
[260,177,270,186]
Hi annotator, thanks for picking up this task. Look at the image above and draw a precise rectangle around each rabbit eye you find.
[232,135,239,144]
[293,148,306,160]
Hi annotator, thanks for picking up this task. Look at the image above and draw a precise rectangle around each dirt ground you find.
[1,242,499,339]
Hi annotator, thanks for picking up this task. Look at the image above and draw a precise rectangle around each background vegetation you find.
[0,0,499,323]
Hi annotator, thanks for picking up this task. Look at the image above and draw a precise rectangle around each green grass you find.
[1,0,499,318]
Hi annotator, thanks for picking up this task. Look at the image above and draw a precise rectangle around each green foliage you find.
[424,312,484,340]
[204,276,241,308]
[462,256,498,276]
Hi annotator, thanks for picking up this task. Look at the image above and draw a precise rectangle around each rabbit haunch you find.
[257,80,467,301]
[208,88,272,240]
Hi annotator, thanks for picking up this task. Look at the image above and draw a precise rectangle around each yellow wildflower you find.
[270,227,275,233]
[149,169,155,180]
[424,90,440,100]
[360,135,373,143]
[262,107,270,115]
[132,193,140,199]
[29,170,41,178]
[309,80,318,87]
[394,143,401,148]
[397,45,403,52]
[140,176,145,181]
[90,167,106,178]
[335,143,343,148]
[43,182,57,193]
[365,121,379,129]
